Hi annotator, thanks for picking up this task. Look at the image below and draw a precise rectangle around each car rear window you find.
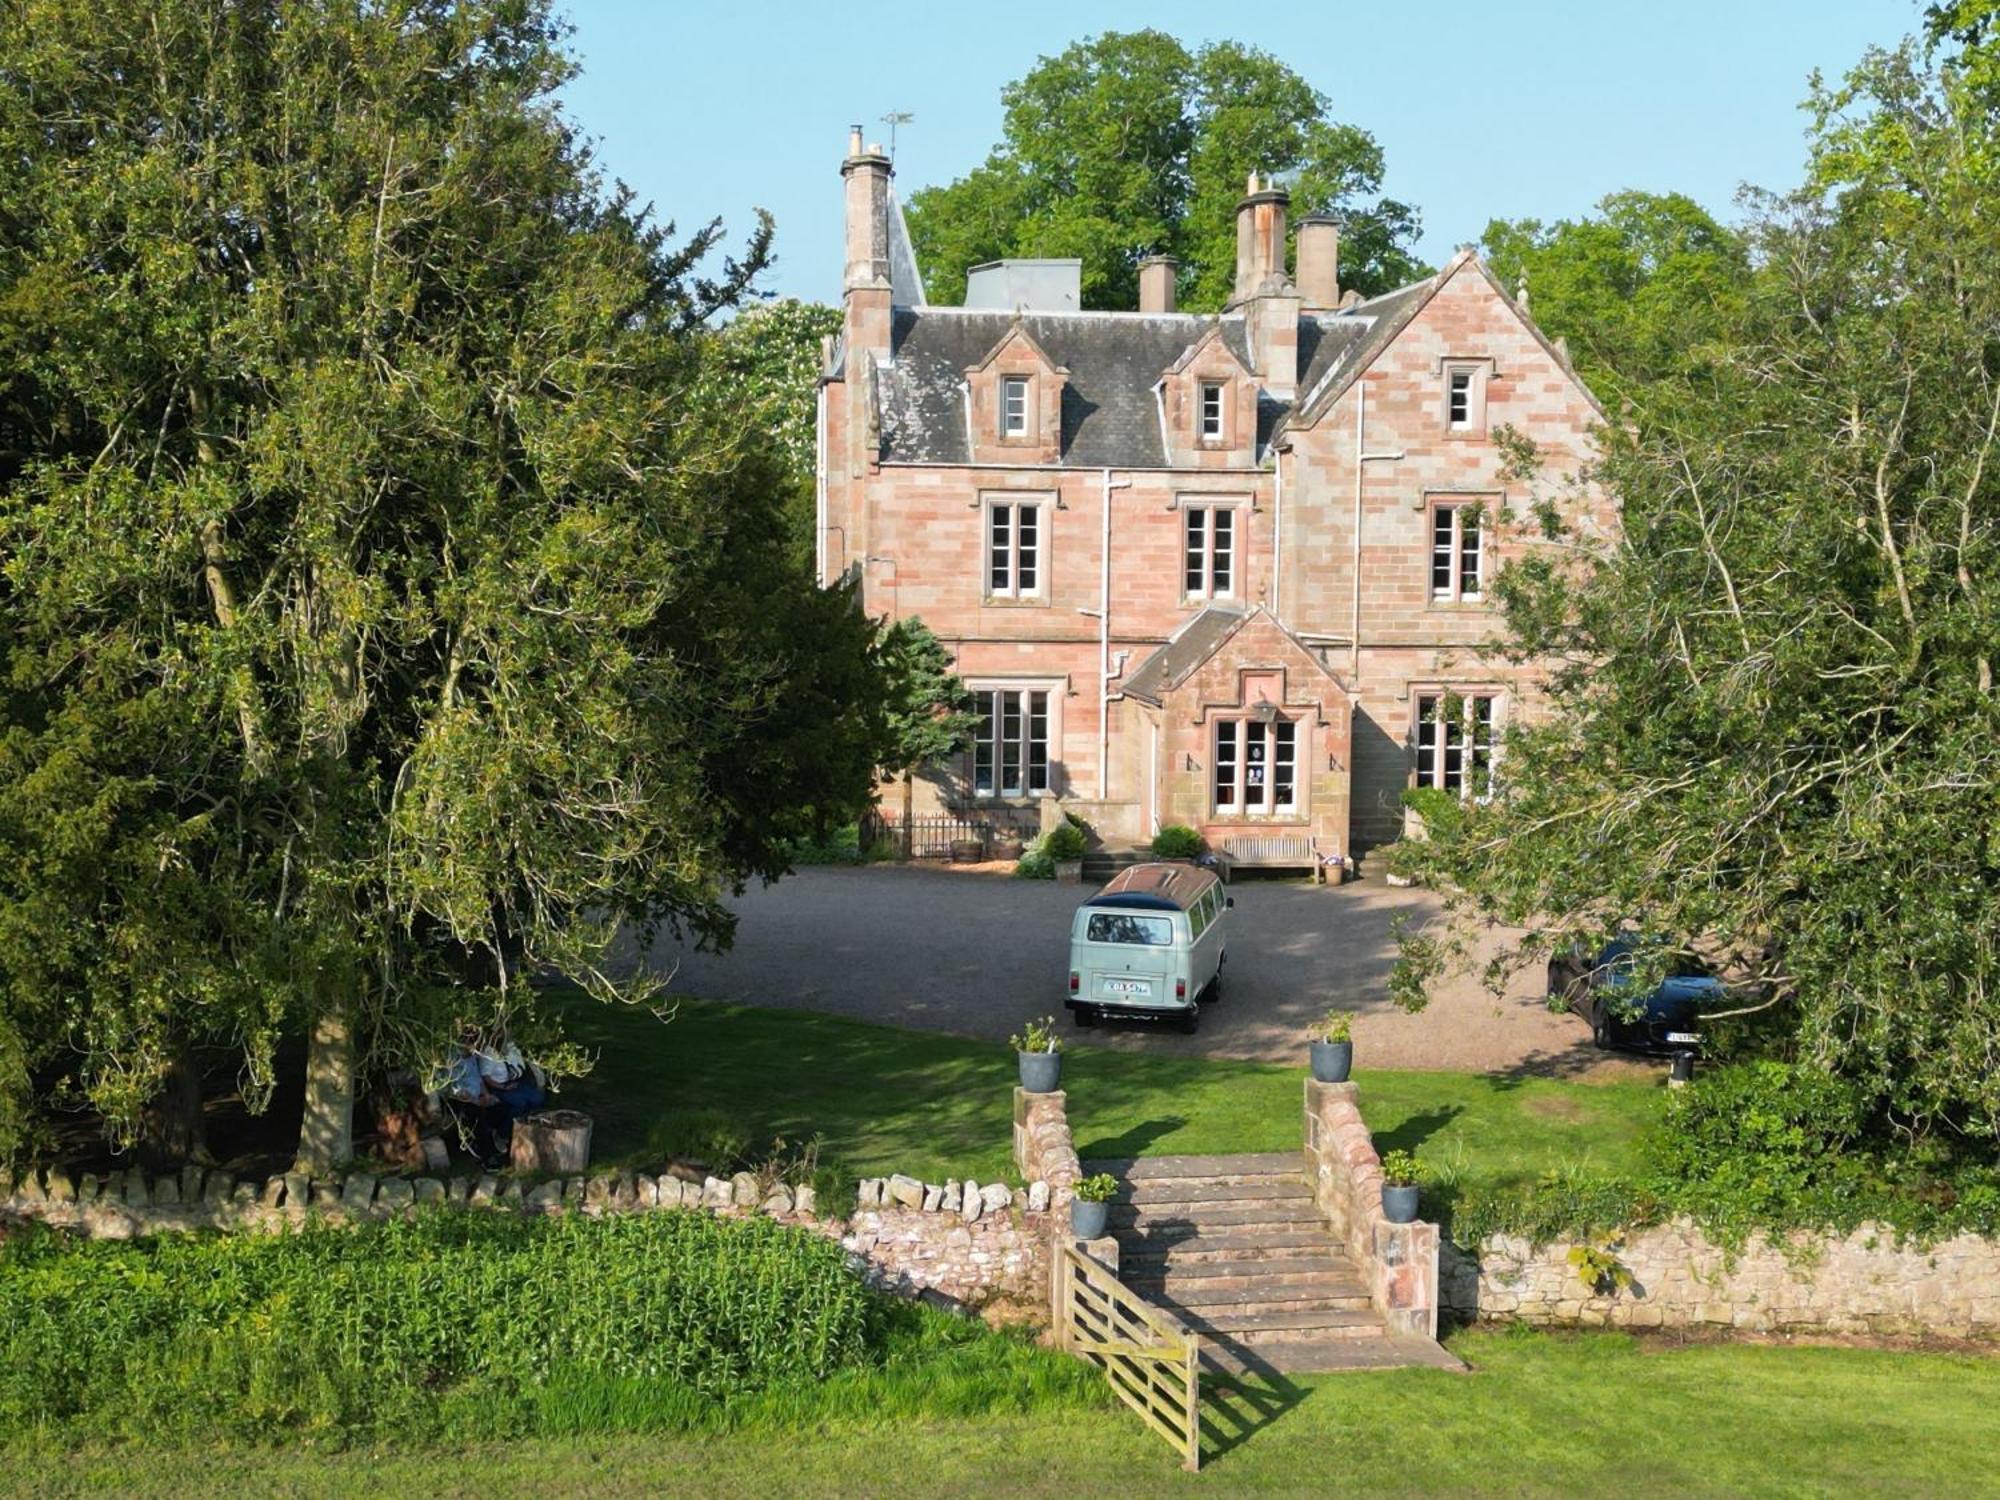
[1086,912,1173,946]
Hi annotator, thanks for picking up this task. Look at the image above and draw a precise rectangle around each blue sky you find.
[558,0,1923,304]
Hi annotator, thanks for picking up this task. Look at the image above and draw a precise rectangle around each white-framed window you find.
[1183,505,1236,600]
[1212,715,1298,816]
[1443,360,1488,434]
[1414,692,1498,800]
[1000,375,1029,438]
[971,686,1050,797]
[1430,500,1483,602]
[1199,381,1225,440]
[986,498,1042,598]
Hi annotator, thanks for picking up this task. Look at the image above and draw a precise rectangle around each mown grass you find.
[557,994,1661,1195]
[25,1329,2000,1498]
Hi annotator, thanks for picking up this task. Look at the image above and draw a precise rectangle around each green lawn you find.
[558,994,1661,1193]
[30,1330,2000,1498]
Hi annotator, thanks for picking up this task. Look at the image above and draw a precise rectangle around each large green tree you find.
[0,0,888,1168]
[1394,18,2000,1142]
[905,31,1424,311]
[1479,192,1753,402]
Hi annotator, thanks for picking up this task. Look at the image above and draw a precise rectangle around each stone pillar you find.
[1303,1076,1439,1340]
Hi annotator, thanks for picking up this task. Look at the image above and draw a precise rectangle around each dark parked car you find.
[1548,935,1728,1055]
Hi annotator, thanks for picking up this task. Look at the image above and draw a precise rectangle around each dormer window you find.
[1000,376,1029,438]
[1442,360,1489,435]
[1200,382,1225,440]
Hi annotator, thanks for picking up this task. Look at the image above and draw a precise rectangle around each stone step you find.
[1107,1202,1326,1233]
[1123,1254,1363,1289]
[1083,1153,1302,1181]
[1174,1304,1387,1341]
[1202,1334,1466,1378]
[1114,1178,1313,1208]
[1121,1229,1336,1264]
[1133,1278,1376,1315]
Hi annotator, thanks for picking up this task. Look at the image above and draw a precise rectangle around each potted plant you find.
[1070,1171,1118,1238]
[993,834,1025,861]
[1309,1009,1354,1083]
[1149,824,1204,861]
[1379,1149,1425,1224]
[1041,820,1088,883]
[949,834,986,863]
[1012,1015,1063,1093]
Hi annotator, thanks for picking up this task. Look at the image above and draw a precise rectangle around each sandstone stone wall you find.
[1301,1077,1440,1338]
[1442,1221,2000,1338]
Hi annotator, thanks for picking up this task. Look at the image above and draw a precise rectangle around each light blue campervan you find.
[1064,862,1230,1034]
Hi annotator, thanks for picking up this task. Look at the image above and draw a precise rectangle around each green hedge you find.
[1435,1062,2000,1252]
[0,1210,872,1439]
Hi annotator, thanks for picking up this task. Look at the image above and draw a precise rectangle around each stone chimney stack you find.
[842,127,893,352]
[1295,217,1340,311]
[1138,255,1178,313]
[1232,172,1291,303]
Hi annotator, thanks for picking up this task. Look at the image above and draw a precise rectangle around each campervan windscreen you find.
[1086,912,1173,946]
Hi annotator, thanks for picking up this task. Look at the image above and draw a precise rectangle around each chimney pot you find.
[1138,256,1178,314]
[1231,175,1291,304]
[1296,216,1340,311]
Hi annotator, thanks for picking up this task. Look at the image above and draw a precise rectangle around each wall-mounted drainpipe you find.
[814,384,829,586]
[1101,468,1133,798]
[1351,381,1405,676]
[1271,442,1285,621]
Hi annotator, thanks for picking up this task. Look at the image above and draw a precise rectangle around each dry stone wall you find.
[1443,1222,2000,1338]
[0,1156,1063,1318]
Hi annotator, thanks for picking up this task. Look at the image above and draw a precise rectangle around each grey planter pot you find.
[1310,1039,1353,1084]
[1382,1183,1420,1224]
[1017,1049,1062,1094]
[1070,1197,1109,1238]
[1055,859,1084,884]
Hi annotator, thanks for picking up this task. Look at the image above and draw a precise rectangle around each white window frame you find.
[1199,381,1226,441]
[968,682,1056,799]
[1000,375,1030,438]
[985,497,1044,599]
[1442,359,1489,435]
[1211,714,1300,818]
[1183,503,1238,601]
[1414,692,1500,802]
[1430,499,1484,603]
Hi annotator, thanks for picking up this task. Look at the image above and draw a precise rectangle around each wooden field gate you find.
[1056,1243,1201,1471]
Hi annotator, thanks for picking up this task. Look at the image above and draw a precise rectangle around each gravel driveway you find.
[620,865,1627,1077]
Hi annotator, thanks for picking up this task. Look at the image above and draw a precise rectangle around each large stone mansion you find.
[818,130,1614,865]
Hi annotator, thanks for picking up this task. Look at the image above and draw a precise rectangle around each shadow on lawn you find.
[1370,1104,1464,1157]
[1198,1350,1314,1467]
[1074,1116,1188,1161]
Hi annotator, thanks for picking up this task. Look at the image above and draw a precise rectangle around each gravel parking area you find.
[619,865,1638,1078]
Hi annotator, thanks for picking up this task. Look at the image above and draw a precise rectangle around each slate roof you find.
[871,269,1443,469]
[1121,606,1249,705]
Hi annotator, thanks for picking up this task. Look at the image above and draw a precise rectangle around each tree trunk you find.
[902,771,914,860]
[294,998,354,1175]
[139,1044,210,1170]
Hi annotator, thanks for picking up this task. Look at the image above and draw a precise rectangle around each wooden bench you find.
[1221,834,1338,885]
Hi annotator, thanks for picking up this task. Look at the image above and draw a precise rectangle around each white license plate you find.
[1665,1031,1701,1044]
[1104,979,1151,996]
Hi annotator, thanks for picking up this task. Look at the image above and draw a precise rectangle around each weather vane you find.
[880,110,914,162]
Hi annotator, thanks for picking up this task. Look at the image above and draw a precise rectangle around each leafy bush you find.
[1013,848,1056,880]
[1399,785,1463,834]
[0,1212,873,1439]
[1439,1063,2000,1252]
[786,825,864,865]
[1074,1173,1119,1203]
[1150,824,1204,859]
[1040,821,1088,861]
[1312,1009,1353,1045]
[1380,1149,1426,1188]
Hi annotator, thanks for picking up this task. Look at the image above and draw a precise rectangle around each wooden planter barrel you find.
[509,1109,593,1174]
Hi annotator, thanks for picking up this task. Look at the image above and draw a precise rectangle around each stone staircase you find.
[1079,843,1152,884]
[1087,1152,1462,1376]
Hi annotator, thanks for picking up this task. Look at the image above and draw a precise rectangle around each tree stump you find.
[509,1110,593,1174]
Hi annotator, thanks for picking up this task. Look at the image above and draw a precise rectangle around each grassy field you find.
[558,994,1662,1193]
[28,1329,2000,1498]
